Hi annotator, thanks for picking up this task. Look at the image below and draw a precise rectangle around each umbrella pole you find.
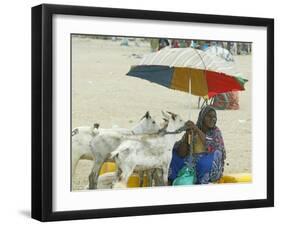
[188,73,193,145]
[187,74,195,172]
[188,73,191,120]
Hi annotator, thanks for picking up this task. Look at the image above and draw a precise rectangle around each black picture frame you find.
[32,3,274,222]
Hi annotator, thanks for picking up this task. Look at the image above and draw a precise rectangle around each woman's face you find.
[203,110,217,130]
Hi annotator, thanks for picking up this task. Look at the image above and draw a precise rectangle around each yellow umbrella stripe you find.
[170,67,209,97]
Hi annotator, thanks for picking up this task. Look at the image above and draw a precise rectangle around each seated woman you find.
[168,106,226,185]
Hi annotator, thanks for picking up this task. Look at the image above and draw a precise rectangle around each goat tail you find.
[91,123,100,136]
[91,127,100,136]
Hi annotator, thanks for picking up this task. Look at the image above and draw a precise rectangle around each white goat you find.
[88,111,161,189]
[72,126,96,176]
[111,111,185,188]
[72,111,160,176]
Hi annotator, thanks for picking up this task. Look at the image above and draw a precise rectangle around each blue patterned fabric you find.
[168,145,223,184]
[168,144,189,182]
[194,150,223,184]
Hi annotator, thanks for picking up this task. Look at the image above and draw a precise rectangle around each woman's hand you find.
[186,120,197,131]
[181,121,196,146]
[186,120,206,145]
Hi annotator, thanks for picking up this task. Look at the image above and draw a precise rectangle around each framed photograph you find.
[32,4,274,221]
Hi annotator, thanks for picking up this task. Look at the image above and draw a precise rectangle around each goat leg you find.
[146,170,153,187]
[88,158,104,189]
[153,168,165,186]
[138,170,144,187]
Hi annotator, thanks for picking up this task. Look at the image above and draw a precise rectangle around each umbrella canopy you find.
[127,47,247,98]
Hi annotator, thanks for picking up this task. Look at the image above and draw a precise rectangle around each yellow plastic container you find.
[193,135,206,154]
[99,162,116,176]
[127,173,140,187]
[99,162,252,186]
[218,173,252,183]
[99,162,150,187]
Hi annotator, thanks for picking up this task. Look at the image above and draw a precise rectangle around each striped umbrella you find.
[127,47,247,99]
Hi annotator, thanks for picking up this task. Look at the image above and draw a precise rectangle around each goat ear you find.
[167,111,177,116]
[167,111,176,120]
[72,128,79,136]
[93,123,100,129]
[145,111,150,119]
[162,118,168,122]
[161,110,169,119]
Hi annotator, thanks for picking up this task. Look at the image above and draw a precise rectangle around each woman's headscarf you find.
[196,105,217,130]
[196,105,225,156]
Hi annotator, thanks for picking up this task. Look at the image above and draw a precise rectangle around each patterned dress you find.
[193,127,226,184]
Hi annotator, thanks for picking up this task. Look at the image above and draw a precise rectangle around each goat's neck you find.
[166,123,178,133]
[131,124,144,134]
[165,124,178,147]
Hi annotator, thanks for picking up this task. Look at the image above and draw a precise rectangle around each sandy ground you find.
[72,36,252,190]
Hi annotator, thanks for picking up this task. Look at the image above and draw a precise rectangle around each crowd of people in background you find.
[80,35,251,56]
[150,38,252,55]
